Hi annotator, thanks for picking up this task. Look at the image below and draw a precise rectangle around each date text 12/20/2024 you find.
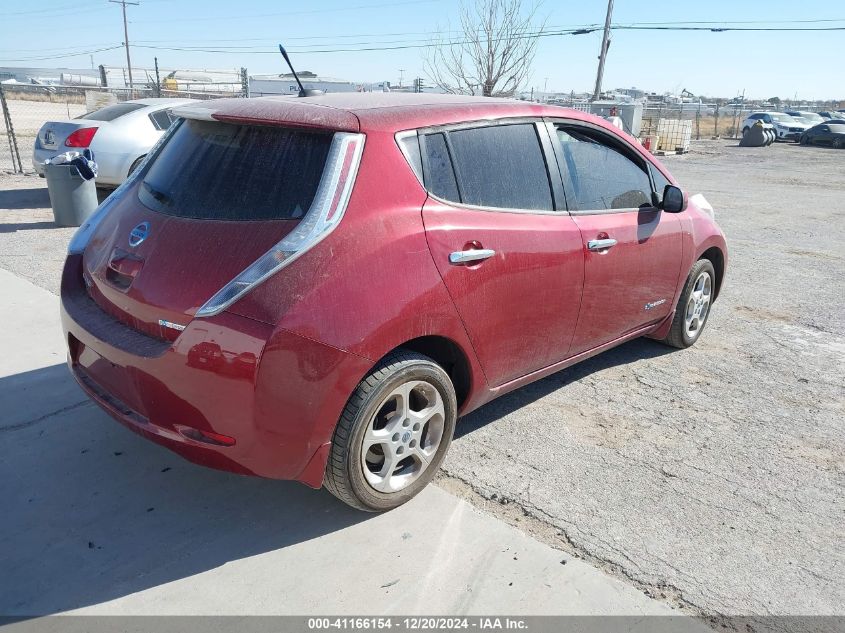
[308,618,528,630]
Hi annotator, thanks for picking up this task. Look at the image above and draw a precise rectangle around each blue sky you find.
[2,0,843,100]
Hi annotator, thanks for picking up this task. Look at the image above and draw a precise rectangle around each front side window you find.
[139,119,333,220]
[555,126,652,211]
[446,124,553,211]
[650,164,671,200]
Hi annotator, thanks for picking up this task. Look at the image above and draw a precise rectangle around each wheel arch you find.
[699,246,725,300]
[382,335,473,411]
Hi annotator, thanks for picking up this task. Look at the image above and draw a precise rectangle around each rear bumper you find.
[61,254,370,486]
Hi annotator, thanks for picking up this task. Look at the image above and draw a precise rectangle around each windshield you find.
[79,103,146,121]
[139,119,334,221]
[770,113,796,123]
[801,113,824,123]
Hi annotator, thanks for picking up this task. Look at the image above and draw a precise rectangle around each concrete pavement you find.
[0,268,694,618]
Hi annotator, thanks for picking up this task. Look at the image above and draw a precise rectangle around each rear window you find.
[79,103,146,121]
[447,124,553,211]
[139,119,333,221]
[148,109,175,131]
[422,133,460,202]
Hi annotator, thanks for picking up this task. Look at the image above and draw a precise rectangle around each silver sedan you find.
[33,98,196,187]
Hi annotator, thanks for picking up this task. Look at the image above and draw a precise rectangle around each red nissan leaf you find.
[61,94,727,511]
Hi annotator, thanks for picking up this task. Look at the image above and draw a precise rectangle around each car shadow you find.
[0,187,51,210]
[0,364,370,616]
[1,339,674,614]
[456,337,675,438]
[0,221,60,233]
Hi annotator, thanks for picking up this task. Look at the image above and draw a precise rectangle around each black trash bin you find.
[44,162,99,227]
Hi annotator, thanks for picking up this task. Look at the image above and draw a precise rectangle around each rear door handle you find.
[449,249,496,264]
[587,238,618,252]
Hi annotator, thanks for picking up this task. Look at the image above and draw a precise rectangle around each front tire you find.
[661,259,716,349]
[324,350,457,512]
[833,138,843,149]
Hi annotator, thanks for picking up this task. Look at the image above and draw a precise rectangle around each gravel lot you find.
[1,139,842,620]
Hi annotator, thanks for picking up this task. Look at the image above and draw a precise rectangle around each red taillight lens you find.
[64,127,98,147]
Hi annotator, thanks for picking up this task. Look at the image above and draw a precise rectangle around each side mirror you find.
[660,185,687,213]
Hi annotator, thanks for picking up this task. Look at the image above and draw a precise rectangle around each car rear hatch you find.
[81,103,362,341]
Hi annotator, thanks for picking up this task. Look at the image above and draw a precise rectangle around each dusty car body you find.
[61,94,727,510]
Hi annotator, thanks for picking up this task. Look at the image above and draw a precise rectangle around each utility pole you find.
[592,0,614,101]
[399,69,405,88]
[109,0,139,93]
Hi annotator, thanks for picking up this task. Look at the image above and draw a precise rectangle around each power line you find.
[3,19,844,62]
[130,0,438,24]
[0,46,124,63]
[132,23,845,56]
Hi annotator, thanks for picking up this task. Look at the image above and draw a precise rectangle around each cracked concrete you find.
[441,140,844,617]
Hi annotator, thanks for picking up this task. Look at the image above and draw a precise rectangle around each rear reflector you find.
[65,127,98,147]
[195,131,365,317]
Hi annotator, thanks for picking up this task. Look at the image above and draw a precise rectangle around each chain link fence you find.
[1,69,248,174]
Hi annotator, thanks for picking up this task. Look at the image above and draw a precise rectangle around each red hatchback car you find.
[61,94,727,511]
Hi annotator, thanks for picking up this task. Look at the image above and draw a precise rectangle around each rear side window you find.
[447,124,553,211]
[422,133,460,202]
[79,103,146,121]
[139,119,333,220]
[148,109,174,131]
[555,126,652,210]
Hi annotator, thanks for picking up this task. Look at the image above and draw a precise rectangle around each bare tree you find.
[425,0,544,98]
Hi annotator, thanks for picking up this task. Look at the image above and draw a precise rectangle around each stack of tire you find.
[740,121,776,147]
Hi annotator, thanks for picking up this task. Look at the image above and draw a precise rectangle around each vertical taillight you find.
[64,127,98,147]
[195,131,365,318]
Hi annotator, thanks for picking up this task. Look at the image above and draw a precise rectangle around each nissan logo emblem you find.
[129,222,150,247]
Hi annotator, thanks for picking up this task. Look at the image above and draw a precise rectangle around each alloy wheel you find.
[684,271,713,339]
[360,380,445,493]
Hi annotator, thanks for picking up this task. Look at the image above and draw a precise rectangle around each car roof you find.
[172,93,602,134]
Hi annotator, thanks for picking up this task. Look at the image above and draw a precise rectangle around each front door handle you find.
[587,238,618,252]
[449,249,496,264]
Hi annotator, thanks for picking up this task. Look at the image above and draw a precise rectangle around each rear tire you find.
[833,138,843,149]
[661,259,716,349]
[324,350,457,512]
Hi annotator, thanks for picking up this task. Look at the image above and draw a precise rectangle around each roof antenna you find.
[278,44,323,97]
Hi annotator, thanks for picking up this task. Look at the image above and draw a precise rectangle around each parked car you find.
[785,110,825,126]
[33,98,196,187]
[741,112,810,141]
[61,94,727,511]
[799,123,845,148]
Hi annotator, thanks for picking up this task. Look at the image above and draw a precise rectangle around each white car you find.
[741,112,810,142]
[785,110,826,127]
[33,98,196,187]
